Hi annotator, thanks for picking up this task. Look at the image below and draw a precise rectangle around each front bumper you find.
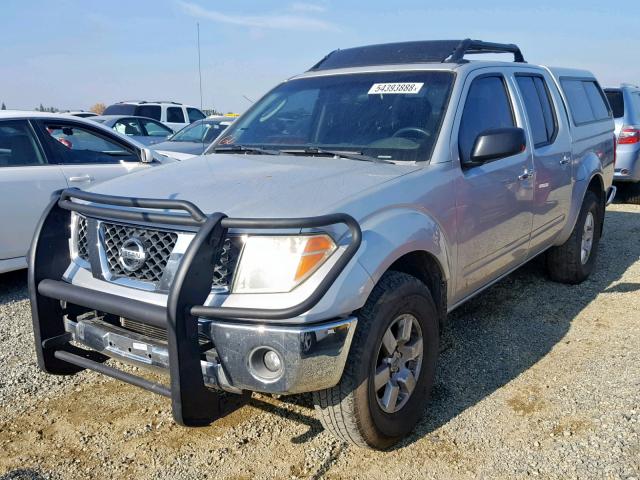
[63,311,357,395]
[29,188,361,427]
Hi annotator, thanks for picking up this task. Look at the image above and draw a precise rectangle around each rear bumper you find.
[614,146,640,182]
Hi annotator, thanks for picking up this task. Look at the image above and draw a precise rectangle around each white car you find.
[102,101,206,131]
[0,111,173,273]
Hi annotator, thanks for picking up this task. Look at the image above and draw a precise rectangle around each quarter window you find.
[167,107,185,124]
[459,76,515,164]
[43,123,138,164]
[0,121,45,167]
[516,75,557,147]
[561,79,611,125]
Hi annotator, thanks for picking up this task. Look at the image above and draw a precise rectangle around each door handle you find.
[518,169,535,181]
[560,155,571,166]
[69,175,95,183]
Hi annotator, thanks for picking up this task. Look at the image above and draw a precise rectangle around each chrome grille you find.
[213,237,242,288]
[77,216,89,262]
[102,223,178,283]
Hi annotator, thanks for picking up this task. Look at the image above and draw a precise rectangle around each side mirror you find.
[139,147,154,163]
[466,127,526,167]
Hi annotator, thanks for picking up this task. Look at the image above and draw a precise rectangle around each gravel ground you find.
[1,203,639,480]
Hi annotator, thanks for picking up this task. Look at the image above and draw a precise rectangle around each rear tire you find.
[546,190,602,284]
[313,271,439,449]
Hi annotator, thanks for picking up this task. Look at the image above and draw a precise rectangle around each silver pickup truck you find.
[29,39,616,449]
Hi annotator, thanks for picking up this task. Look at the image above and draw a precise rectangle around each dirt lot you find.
[1,204,639,480]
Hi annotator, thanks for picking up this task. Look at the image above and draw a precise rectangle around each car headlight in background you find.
[232,234,336,293]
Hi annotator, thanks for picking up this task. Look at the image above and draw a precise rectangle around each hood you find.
[151,141,206,156]
[88,153,419,218]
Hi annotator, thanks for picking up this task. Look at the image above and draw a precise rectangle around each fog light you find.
[263,350,282,373]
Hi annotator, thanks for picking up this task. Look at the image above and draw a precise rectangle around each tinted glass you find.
[605,90,624,118]
[113,118,143,136]
[44,123,137,164]
[135,105,162,121]
[187,108,206,122]
[217,71,455,162]
[140,118,172,137]
[459,76,515,164]
[167,107,185,123]
[516,76,547,146]
[516,75,557,147]
[103,104,136,116]
[584,82,610,120]
[561,79,611,125]
[0,121,45,167]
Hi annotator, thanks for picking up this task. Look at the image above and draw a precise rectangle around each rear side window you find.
[0,121,45,167]
[459,76,515,164]
[516,75,557,147]
[187,107,206,122]
[167,107,186,123]
[135,105,162,121]
[605,90,624,118]
[561,79,611,125]
[140,118,173,137]
[113,118,143,136]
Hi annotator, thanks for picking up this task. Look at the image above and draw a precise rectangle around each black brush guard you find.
[29,188,361,426]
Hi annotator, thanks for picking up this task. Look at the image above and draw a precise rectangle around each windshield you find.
[171,120,231,143]
[214,71,454,162]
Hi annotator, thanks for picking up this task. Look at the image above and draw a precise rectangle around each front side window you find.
[167,107,186,123]
[215,71,455,162]
[43,123,137,164]
[187,108,206,122]
[140,118,173,137]
[458,76,515,164]
[0,121,45,167]
[516,75,557,147]
[113,118,143,136]
[135,105,162,121]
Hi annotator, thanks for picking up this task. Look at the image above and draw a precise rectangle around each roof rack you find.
[309,39,525,71]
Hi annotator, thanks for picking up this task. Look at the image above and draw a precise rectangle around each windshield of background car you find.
[172,121,231,143]
[214,71,454,162]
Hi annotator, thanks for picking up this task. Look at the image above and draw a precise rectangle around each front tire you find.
[546,190,602,284]
[313,271,439,449]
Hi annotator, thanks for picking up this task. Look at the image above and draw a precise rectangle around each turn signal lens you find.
[295,235,336,283]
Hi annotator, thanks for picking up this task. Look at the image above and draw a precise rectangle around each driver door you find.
[454,72,535,298]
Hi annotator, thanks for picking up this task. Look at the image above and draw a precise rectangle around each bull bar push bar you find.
[29,188,361,426]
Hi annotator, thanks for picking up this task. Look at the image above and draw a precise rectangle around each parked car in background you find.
[28,40,615,449]
[604,84,640,203]
[152,116,234,160]
[92,115,174,146]
[102,101,205,131]
[0,111,173,274]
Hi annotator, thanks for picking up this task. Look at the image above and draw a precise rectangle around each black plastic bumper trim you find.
[54,350,171,397]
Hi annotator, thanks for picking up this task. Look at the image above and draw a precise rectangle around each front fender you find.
[356,206,453,301]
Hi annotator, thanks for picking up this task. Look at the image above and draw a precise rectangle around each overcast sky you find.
[1,0,637,113]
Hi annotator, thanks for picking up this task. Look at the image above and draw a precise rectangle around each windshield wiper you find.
[282,148,393,164]
[212,145,281,155]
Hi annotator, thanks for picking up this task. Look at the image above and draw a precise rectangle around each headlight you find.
[232,234,336,293]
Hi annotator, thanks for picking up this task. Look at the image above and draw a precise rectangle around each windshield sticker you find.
[368,82,424,95]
